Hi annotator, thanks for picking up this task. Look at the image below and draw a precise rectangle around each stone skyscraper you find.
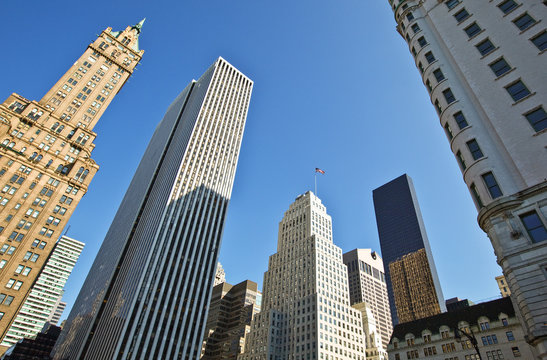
[0,21,143,351]
[373,174,445,325]
[52,57,253,360]
[343,249,392,349]
[386,0,546,357]
[242,192,366,360]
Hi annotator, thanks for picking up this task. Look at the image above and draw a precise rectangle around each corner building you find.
[0,21,143,353]
[241,192,366,360]
[52,57,253,360]
[386,0,546,357]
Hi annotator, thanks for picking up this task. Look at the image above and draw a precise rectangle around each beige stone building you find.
[495,275,511,298]
[386,0,546,357]
[0,21,143,353]
[353,302,388,360]
[201,280,261,359]
[387,297,534,360]
[343,248,393,349]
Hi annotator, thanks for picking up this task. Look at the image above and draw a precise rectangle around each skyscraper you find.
[386,0,546,356]
[52,57,253,360]
[343,249,392,349]
[201,280,261,359]
[242,192,366,360]
[0,236,83,349]
[0,21,143,350]
[373,174,445,325]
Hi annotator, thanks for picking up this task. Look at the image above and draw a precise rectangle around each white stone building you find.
[344,249,392,349]
[241,192,366,360]
[386,0,546,357]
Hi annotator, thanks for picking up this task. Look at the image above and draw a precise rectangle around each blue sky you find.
[1,0,502,318]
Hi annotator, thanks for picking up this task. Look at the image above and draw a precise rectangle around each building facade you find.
[214,262,226,287]
[52,57,253,360]
[387,297,534,360]
[353,302,388,360]
[343,248,392,349]
[201,280,261,359]
[0,236,83,349]
[0,22,143,351]
[495,275,511,298]
[49,300,67,326]
[372,174,445,325]
[386,1,546,357]
[241,192,366,360]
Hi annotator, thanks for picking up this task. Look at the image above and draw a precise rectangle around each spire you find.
[132,18,146,35]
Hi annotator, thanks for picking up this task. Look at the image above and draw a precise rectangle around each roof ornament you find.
[131,18,146,34]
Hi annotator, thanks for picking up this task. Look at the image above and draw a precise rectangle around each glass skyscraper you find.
[372,174,445,325]
[52,57,253,360]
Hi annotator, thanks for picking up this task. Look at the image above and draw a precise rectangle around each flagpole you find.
[315,172,317,195]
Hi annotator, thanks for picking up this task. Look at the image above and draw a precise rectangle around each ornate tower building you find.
[0,21,144,352]
[386,0,546,357]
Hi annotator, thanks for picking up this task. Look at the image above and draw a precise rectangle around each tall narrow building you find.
[242,192,366,360]
[386,0,546,356]
[343,248,392,349]
[0,21,143,351]
[372,174,445,325]
[52,57,253,360]
[1,236,83,349]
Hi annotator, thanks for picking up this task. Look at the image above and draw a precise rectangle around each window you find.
[444,123,454,140]
[5,279,15,289]
[501,318,509,326]
[445,0,459,9]
[520,211,547,243]
[454,8,470,22]
[425,51,436,64]
[443,88,456,104]
[466,139,484,160]
[531,31,547,51]
[471,183,484,208]
[512,347,521,357]
[418,36,428,48]
[489,58,511,77]
[513,13,536,31]
[433,68,445,82]
[476,39,496,56]
[406,13,414,22]
[498,0,518,14]
[435,99,442,114]
[506,331,515,341]
[453,111,469,129]
[411,23,421,34]
[524,107,547,132]
[465,22,482,38]
[505,80,531,101]
[456,150,467,170]
[482,172,503,199]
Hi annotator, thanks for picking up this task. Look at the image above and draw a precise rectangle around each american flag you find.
[315,168,325,174]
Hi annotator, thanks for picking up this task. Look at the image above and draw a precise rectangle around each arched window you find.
[8,142,15,148]
[56,125,65,134]
[51,122,60,131]
[2,139,9,146]
[20,147,26,153]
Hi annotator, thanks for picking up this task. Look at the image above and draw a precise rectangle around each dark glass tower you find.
[373,174,445,325]
[52,57,253,360]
